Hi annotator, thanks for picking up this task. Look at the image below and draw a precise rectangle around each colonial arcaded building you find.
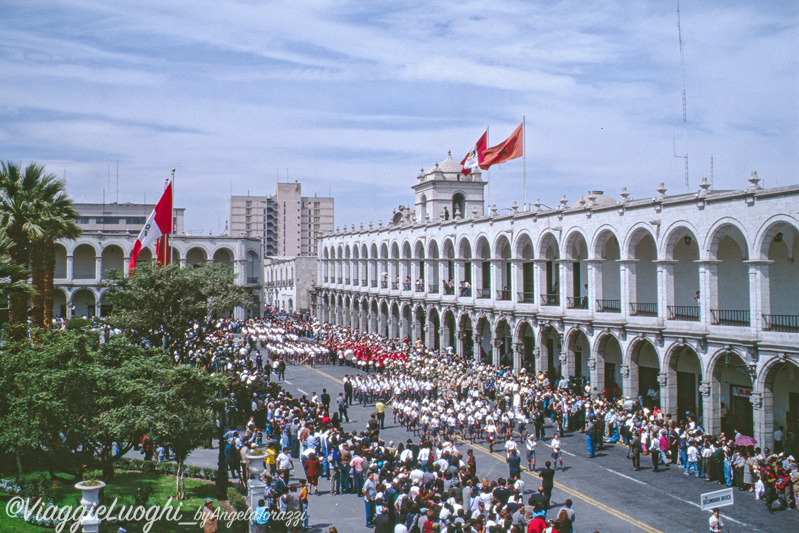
[317,152,799,450]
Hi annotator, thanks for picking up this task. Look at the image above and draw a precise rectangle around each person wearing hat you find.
[201,499,217,533]
[708,507,724,532]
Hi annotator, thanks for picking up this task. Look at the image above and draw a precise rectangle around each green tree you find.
[0,161,80,336]
[104,261,255,361]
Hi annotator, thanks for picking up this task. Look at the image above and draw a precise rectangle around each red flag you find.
[460,131,488,175]
[129,182,173,271]
[479,122,523,170]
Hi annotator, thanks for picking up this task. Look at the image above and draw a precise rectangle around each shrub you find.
[227,486,249,514]
[65,317,90,331]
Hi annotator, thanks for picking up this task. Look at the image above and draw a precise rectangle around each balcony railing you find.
[344,278,350,285]
[596,299,621,313]
[323,276,328,283]
[460,287,472,297]
[429,284,439,294]
[711,309,750,327]
[566,296,588,309]
[337,277,342,284]
[247,277,259,284]
[371,280,377,288]
[381,280,388,289]
[391,282,399,290]
[517,291,535,303]
[443,283,455,295]
[476,288,491,299]
[763,314,799,332]
[630,302,658,317]
[362,279,368,286]
[540,293,560,306]
[668,305,700,321]
[414,283,425,292]
[496,289,511,301]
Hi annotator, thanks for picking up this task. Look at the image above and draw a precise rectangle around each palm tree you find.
[0,162,80,335]
[0,231,33,302]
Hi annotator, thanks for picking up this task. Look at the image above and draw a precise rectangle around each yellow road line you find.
[300,365,663,533]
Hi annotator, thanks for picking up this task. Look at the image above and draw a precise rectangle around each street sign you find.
[700,488,734,510]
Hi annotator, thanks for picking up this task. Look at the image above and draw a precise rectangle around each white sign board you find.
[700,488,734,511]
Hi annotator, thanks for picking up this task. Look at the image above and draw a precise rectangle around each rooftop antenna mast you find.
[676,0,689,190]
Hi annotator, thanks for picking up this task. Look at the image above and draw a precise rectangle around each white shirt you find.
[709,514,724,532]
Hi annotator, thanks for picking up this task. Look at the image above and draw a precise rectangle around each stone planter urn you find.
[246,452,267,483]
[245,452,267,512]
[75,480,105,533]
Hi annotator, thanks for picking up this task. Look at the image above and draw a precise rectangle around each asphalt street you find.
[179,355,799,533]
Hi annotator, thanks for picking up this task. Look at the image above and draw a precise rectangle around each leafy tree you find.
[0,330,225,496]
[0,161,79,336]
[104,262,254,361]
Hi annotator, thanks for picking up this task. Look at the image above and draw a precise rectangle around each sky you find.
[1,0,797,234]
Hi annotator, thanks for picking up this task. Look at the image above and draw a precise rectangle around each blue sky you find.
[1,0,796,233]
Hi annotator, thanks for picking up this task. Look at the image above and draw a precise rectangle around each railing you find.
[566,296,588,309]
[460,287,472,297]
[414,283,425,292]
[371,280,377,288]
[496,289,511,301]
[476,288,491,299]
[668,305,700,321]
[763,314,799,332]
[429,284,439,294]
[443,283,454,295]
[247,277,259,284]
[381,280,388,289]
[362,279,368,286]
[540,293,560,306]
[711,309,750,327]
[517,292,535,303]
[630,302,658,317]
[403,283,412,291]
[344,278,350,285]
[391,282,399,290]
[337,277,342,284]
[596,299,621,313]
[323,276,328,283]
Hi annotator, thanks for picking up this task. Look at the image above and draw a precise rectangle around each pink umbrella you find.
[734,435,757,447]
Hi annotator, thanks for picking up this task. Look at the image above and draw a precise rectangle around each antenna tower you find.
[710,155,714,189]
[676,0,689,190]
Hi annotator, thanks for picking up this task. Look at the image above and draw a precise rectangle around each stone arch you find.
[53,287,68,318]
[757,217,799,322]
[494,234,512,299]
[440,308,456,351]
[458,312,474,360]
[213,247,234,267]
[55,243,68,279]
[515,320,536,372]
[625,336,661,407]
[756,356,799,450]
[662,341,703,422]
[593,332,624,398]
[426,306,440,350]
[707,222,750,324]
[452,192,466,219]
[494,318,513,367]
[564,327,590,380]
[538,323,563,379]
[707,347,754,438]
[563,229,588,308]
[186,247,207,266]
[73,243,97,279]
[70,288,97,317]
[626,226,658,316]
[514,232,535,302]
[101,244,125,279]
[474,314,493,364]
[538,231,560,305]
[592,227,621,309]
[390,301,401,339]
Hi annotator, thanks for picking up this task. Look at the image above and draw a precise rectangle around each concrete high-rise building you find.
[228,182,333,258]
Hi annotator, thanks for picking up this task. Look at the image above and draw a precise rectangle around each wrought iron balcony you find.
[428,284,439,294]
[566,296,588,309]
[496,289,511,301]
[763,314,799,332]
[596,299,621,313]
[630,302,658,317]
[517,292,535,303]
[476,288,491,299]
[540,293,560,306]
[711,309,750,327]
[667,305,700,321]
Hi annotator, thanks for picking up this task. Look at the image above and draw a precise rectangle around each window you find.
[126,217,146,225]
[96,217,120,224]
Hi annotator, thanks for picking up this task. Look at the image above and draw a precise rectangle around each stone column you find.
[474,335,482,364]
[456,331,465,359]
[95,256,103,280]
[751,389,770,451]
[697,260,721,326]
[587,354,602,399]
[558,259,575,307]
[66,255,74,280]
[701,379,720,438]
[513,342,523,374]
[493,338,503,369]
[660,368,677,417]
[655,260,678,318]
[532,259,548,305]
[619,259,638,317]
[585,259,604,312]
[745,260,772,331]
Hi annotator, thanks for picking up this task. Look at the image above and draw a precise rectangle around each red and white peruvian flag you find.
[129,182,173,270]
[461,130,487,175]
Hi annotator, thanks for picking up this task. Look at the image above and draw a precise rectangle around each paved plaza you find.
[175,353,798,533]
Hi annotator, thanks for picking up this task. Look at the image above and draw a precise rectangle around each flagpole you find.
[523,116,527,211]
[170,168,175,265]
[486,125,490,216]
